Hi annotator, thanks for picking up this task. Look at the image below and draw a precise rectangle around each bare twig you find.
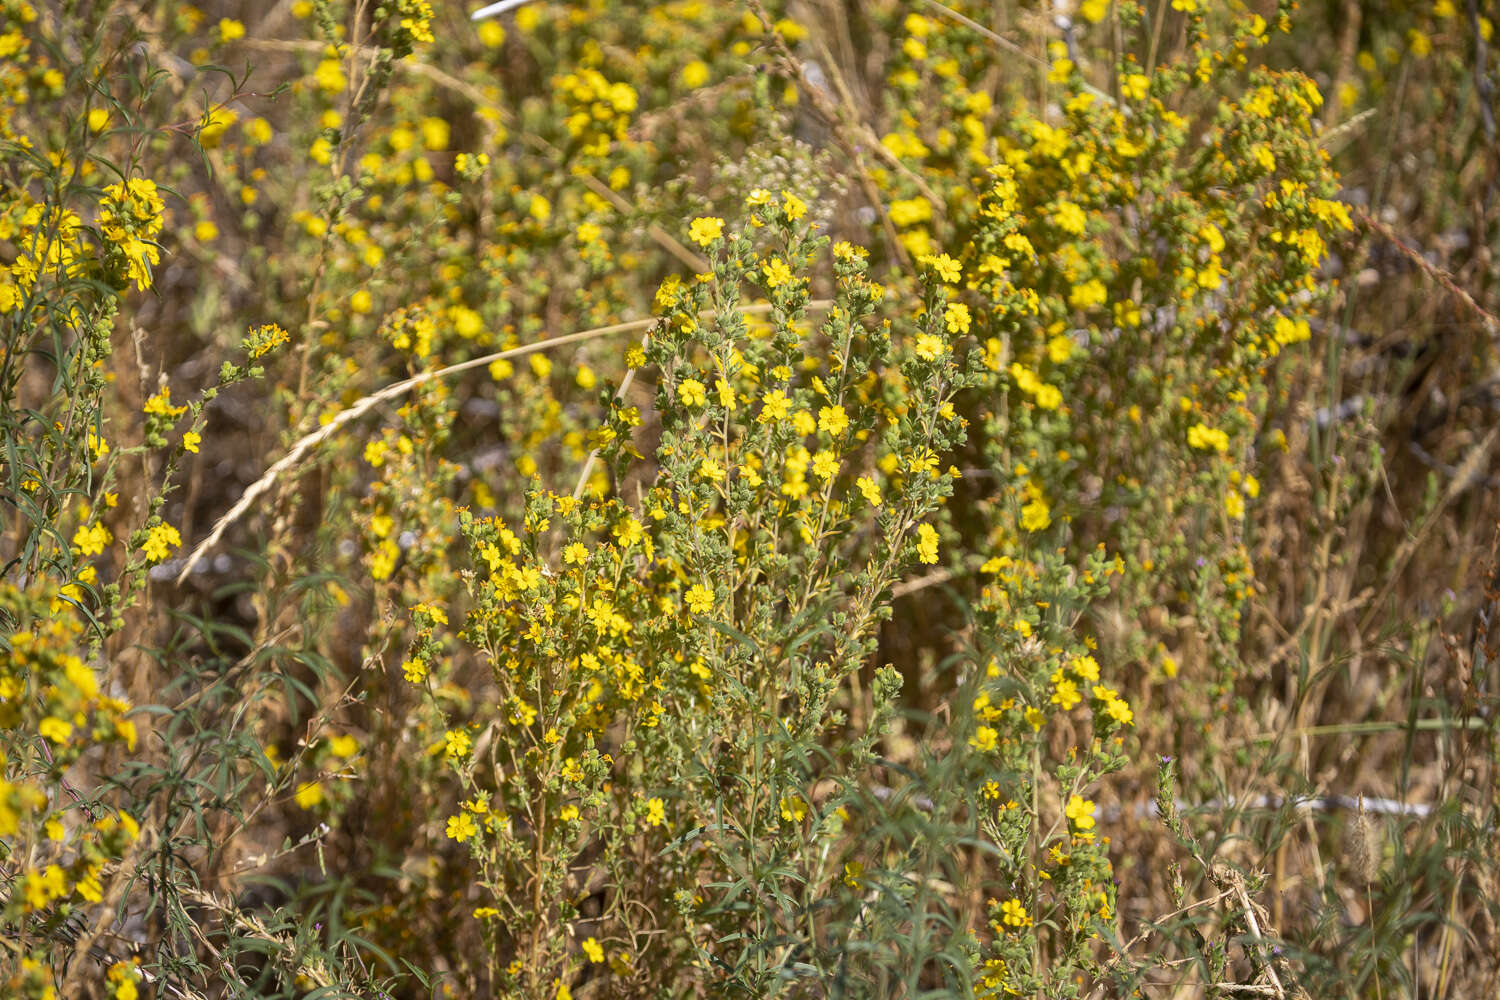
[891,567,954,599]
[1354,206,1500,334]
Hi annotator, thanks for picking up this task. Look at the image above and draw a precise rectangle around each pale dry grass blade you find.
[471,0,537,21]
[175,316,655,584]
[179,302,832,584]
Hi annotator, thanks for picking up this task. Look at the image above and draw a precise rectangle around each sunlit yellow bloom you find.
[688,216,724,246]
[141,521,182,564]
[1000,898,1032,928]
[685,584,714,615]
[916,523,940,564]
[295,781,324,809]
[1065,794,1096,830]
[678,378,707,407]
[446,812,478,842]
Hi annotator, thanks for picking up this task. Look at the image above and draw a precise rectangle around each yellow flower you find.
[39,716,72,744]
[446,812,478,842]
[919,253,962,283]
[478,20,505,46]
[314,58,347,94]
[218,18,245,42]
[1047,334,1074,364]
[779,795,807,822]
[72,522,112,556]
[677,378,707,407]
[244,117,273,144]
[370,539,398,580]
[1021,495,1051,532]
[762,257,794,288]
[1097,686,1134,726]
[944,302,971,334]
[685,584,714,615]
[1000,898,1032,928]
[758,389,791,423]
[182,431,201,453]
[1273,315,1311,345]
[614,516,644,547]
[444,729,472,760]
[1065,794,1096,831]
[1186,422,1230,452]
[889,197,932,227]
[817,405,849,436]
[295,781,324,809]
[141,522,182,564]
[1050,199,1086,235]
[420,116,450,150]
[1069,278,1107,310]
[582,937,605,963]
[328,733,359,758]
[1225,488,1245,519]
[715,377,736,410]
[645,797,666,827]
[143,387,187,419]
[916,523,940,564]
[856,476,882,507]
[244,322,288,358]
[199,106,237,149]
[681,59,710,88]
[915,332,947,361]
[688,216,724,247]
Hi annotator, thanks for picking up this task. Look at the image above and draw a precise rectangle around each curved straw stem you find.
[175,317,652,584]
[177,301,830,584]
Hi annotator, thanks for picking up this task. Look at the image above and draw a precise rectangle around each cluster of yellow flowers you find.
[10,0,1458,992]
[97,179,166,291]
[0,587,141,995]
